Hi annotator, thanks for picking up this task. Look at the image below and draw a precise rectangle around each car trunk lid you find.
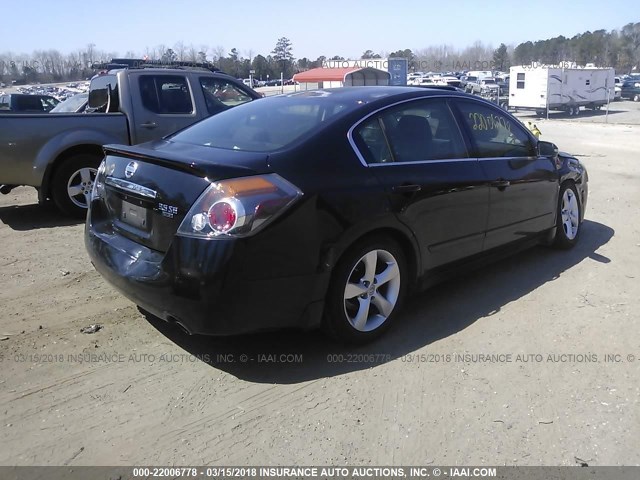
[96,141,270,252]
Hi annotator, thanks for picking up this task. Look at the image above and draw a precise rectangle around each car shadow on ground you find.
[0,203,82,230]
[145,220,614,384]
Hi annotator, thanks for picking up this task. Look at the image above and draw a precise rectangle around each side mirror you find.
[538,141,558,158]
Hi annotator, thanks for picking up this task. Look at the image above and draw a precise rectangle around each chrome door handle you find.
[140,122,158,129]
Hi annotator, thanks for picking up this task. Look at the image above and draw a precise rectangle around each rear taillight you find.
[177,174,303,239]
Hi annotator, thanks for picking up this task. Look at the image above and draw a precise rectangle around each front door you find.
[129,73,199,144]
[452,99,558,250]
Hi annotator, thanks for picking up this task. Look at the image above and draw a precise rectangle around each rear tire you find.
[634,94,640,102]
[51,154,102,218]
[323,236,408,344]
[553,183,582,249]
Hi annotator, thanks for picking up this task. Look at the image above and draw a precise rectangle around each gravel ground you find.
[0,119,638,466]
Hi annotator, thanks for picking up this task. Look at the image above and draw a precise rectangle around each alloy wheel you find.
[67,167,97,209]
[343,249,401,332]
[561,188,580,240]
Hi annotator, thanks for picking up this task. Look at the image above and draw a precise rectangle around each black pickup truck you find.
[0,60,261,216]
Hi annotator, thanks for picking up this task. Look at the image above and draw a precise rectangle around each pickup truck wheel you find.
[52,154,101,218]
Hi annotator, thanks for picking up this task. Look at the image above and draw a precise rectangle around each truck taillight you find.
[178,174,303,239]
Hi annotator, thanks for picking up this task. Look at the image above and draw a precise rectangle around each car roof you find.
[289,86,467,102]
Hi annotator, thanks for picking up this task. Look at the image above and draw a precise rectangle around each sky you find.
[0,0,636,60]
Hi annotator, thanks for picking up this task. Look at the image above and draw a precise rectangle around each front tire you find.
[553,183,582,249]
[51,154,101,218]
[323,236,407,343]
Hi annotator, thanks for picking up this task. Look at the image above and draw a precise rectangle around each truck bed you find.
[0,113,129,186]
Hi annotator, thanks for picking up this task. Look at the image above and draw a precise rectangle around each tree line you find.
[1,22,639,85]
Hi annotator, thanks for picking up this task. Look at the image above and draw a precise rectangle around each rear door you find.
[452,99,558,250]
[351,97,489,272]
[129,73,200,144]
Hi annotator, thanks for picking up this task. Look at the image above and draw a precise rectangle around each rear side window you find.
[200,77,253,115]
[139,75,193,114]
[354,118,393,163]
[354,98,468,164]
[455,100,535,158]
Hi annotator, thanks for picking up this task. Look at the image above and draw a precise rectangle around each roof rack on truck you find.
[91,58,220,73]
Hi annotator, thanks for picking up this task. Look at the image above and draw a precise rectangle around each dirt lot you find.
[0,119,639,467]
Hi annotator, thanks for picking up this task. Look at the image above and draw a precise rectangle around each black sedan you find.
[85,87,588,343]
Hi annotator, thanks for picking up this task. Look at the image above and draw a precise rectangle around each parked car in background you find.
[49,93,89,113]
[469,78,500,95]
[461,75,478,91]
[440,75,461,88]
[620,78,640,101]
[0,93,59,112]
[0,61,261,216]
[496,74,509,93]
[242,78,259,88]
[86,87,588,343]
[614,76,622,100]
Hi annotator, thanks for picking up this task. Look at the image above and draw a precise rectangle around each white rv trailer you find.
[508,66,615,115]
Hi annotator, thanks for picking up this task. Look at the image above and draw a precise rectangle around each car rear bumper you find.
[85,221,329,335]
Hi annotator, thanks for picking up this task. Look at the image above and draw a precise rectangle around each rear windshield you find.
[14,95,58,112]
[170,92,357,152]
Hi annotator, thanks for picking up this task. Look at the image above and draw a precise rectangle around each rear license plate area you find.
[120,200,149,230]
